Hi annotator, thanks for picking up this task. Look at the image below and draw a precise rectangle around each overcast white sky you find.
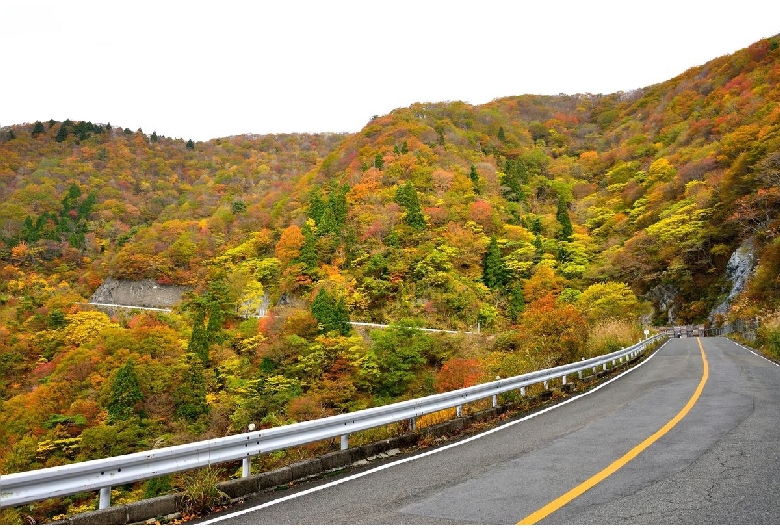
[3,1,779,141]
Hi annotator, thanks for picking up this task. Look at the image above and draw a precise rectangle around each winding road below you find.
[199,337,780,525]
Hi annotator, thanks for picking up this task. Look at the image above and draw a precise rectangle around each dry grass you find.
[416,408,457,429]
[585,319,642,357]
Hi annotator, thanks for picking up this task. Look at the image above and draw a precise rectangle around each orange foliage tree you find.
[435,358,484,393]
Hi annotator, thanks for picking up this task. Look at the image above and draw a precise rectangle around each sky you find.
[3,0,780,142]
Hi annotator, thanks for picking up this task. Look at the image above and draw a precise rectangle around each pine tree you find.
[556,195,573,241]
[501,159,527,201]
[498,126,507,142]
[508,283,525,323]
[31,121,44,137]
[186,139,195,150]
[469,164,481,194]
[205,302,224,343]
[469,165,479,185]
[318,206,338,235]
[107,360,144,423]
[527,215,543,235]
[188,310,210,365]
[299,220,318,270]
[533,234,544,263]
[311,289,351,335]
[308,187,325,224]
[483,236,507,288]
[61,184,82,215]
[311,288,333,331]
[55,124,69,142]
[333,297,351,335]
[174,356,209,421]
[394,182,425,230]
[329,183,349,227]
[76,192,97,220]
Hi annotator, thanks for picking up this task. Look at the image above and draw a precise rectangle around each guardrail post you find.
[492,376,500,407]
[562,374,567,385]
[520,386,526,397]
[410,417,416,431]
[602,362,608,371]
[578,369,583,379]
[242,456,251,478]
[340,434,349,450]
[99,487,111,509]
[543,380,549,390]
[456,405,463,418]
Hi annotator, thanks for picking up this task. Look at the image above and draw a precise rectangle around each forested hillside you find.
[1,33,779,521]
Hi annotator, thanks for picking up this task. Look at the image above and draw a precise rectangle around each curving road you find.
[200,337,780,525]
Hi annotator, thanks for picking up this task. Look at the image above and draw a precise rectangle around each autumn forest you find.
[2,33,780,521]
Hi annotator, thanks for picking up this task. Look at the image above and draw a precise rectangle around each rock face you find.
[90,278,189,309]
[709,238,757,320]
[647,283,680,324]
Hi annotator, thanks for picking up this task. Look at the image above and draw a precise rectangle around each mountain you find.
[1,33,779,521]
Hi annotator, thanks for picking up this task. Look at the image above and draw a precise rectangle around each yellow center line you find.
[517,337,709,525]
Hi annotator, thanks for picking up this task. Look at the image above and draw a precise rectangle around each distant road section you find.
[201,337,780,525]
[87,302,171,312]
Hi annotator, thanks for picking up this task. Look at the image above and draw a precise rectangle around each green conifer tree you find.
[55,124,69,142]
[174,356,209,422]
[308,187,325,224]
[107,360,144,423]
[329,183,349,227]
[483,236,507,288]
[556,195,573,241]
[394,182,425,230]
[501,159,527,202]
[205,302,224,344]
[469,164,481,194]
[318,206,338,235]
[508,283,525,323]
[31,121,44,137]
[188,310,210,365]
[311,289,351,335]
[299,221,318,270]
[469,165,479,185]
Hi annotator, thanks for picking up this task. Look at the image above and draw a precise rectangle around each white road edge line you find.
[725,337,780,367]
[200,341,670,525]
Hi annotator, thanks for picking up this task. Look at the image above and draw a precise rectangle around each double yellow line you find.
[518,338,709,525]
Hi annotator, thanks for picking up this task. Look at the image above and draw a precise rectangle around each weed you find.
[180,466,228,516]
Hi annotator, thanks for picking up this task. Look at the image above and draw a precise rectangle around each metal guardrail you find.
[704,318,759,340]
[0,335,664,510]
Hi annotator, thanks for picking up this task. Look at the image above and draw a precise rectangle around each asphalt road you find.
[200,337,780,525]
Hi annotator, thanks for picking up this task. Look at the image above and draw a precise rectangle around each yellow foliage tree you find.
[63,311,120,346]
